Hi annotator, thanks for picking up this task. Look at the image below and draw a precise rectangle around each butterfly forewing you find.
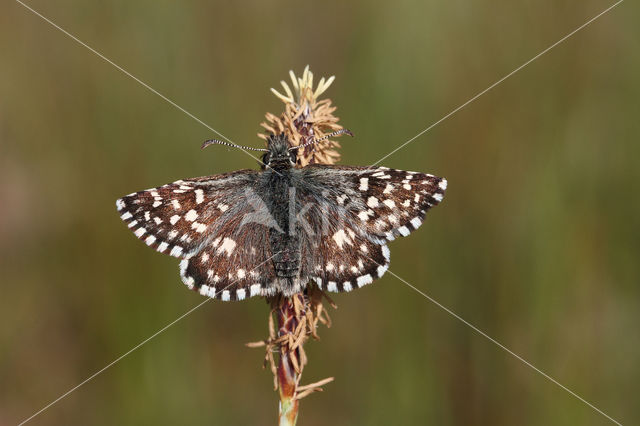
[116,170,258,258]
[302,165,447,242]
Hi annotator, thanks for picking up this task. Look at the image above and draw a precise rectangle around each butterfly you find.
[116,131,446,301]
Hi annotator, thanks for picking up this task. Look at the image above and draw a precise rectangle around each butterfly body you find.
[260,138,302,292]
[116,134,447,301]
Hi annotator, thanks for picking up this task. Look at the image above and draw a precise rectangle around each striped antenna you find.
[290,129,354,151]
[202,139,269,152]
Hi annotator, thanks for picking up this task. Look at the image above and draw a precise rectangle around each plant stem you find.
[277,297,300,425]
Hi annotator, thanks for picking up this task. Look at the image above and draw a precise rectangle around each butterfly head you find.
[262,133,297,170]
[202,130,353,170]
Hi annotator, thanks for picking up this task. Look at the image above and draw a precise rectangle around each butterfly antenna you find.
[290,129,354,151]
[202,139,269,152]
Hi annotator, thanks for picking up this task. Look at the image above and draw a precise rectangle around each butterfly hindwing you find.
[179,214,278,301]
[302,227,390,293]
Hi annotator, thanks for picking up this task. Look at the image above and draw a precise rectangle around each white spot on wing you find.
[327,281,338,292]
[357,274,373,287]
[398,226,410,236]
[221,290,231,301]
[383,199,396,208]
[170,245,183,257]
[157,242,169,253]
[343,282,353,292]
[145,235,156,246]
[120,212,132,220]
[116,199,125,210]
[185,209,198,222]
[195,189,204,204]
[250,284,261,296]
[191,222,207,233]
[170,215,180,225]
[236,289,246,300]
[134,227,146,237]
[359,177,369,191]
[217,238,236,256]
[172,200,181,209]
[237,269,246,279]
[433,193,443,202]
[184,275,194,289]
[377,263,389,277]
[367,196,379,208]
[439,179,448,190]
[358,210,371,221]
[180,259,188,274]
[382,245,390,261]
[410,217,422,228]
[332,229,352,249]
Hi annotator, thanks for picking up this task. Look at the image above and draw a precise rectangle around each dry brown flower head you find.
[258,65,348,167]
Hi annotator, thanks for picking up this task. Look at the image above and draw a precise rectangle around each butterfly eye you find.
[262,152,270,165]
[289,150,297,164]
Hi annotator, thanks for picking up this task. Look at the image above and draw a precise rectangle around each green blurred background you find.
[1,0,638,424]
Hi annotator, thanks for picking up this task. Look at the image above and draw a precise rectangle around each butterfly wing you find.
[116,170,278,301]
[303,165,446,241]
[179,211,278,301]
[296,165,446,292]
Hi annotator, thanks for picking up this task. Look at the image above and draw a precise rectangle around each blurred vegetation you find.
[1,0,638,425]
